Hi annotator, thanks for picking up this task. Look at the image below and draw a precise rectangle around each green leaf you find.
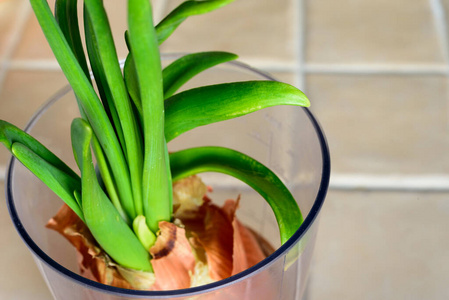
[83,5,127,157]
[0,120,78,179]
[124,51,238,121]
[84,0,144,217]
[156,0,235,44]
[1,120,83,220]
[164,81,310,142]
[55,0,89,77]
[30,0,135,219]
[11,143,83,222]
[128,0,171,232]
[55,0,93,122]
[169,146,303,244]
[90,133,130,224]
[71,118,152,271]
[83,10,129,223]
[123,53,142,119]
[74,189,82,207]
[132,215,157,250]
[162,51,238,98]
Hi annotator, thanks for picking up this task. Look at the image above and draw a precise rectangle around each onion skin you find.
[46,176,273,290]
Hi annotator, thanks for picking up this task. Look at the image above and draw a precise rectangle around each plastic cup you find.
[6,57,330,300]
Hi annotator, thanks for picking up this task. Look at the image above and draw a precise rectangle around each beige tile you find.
[11,0,55,60]
[0,70,67,167]
[306,74,449,174]
[12,0,132,61]
[0,182,53,299]
[102,0,129,60]
[308,190,449,300]
[160,0,298,65]
[10,0,297,63]
[0,0,27,59]
[306,0,445,64]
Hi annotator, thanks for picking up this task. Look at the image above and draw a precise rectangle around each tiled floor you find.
[309,190,449,300]
[1,0,449,299]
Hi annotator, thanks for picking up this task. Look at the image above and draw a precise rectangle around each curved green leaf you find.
[1,120,83,220]
[71,118,152,271]
[90,134,130,224]
[11,143,83,222]
[156,0,235,44]
[128,0,172,232]
[123,53,142,118]
[162,51,238,98]
[0,120,78,179]
[84,0,144,217]
[125,51,239,119]
[83,6,127,158]
[55,0,93,124]
[55,0,89,77]
[30,0,135,220]
[169,146,303,244]
[164,81,310,142]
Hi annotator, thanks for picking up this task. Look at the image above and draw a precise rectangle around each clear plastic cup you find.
[6,57,330,300]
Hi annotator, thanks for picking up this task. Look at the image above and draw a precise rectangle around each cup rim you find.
[5,56,331,297]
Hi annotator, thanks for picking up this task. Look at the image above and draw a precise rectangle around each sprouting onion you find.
[1,0,309,273]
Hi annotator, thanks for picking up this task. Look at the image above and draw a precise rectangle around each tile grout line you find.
[8,59,449,76]
[330,174,449,192]
[304,63,449,75]
[8,59,60,71]
[160,173,449,192]
[0,1,32,92]
[294,1,307,300]
[295,0,306,91]
[5,170,448,192]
